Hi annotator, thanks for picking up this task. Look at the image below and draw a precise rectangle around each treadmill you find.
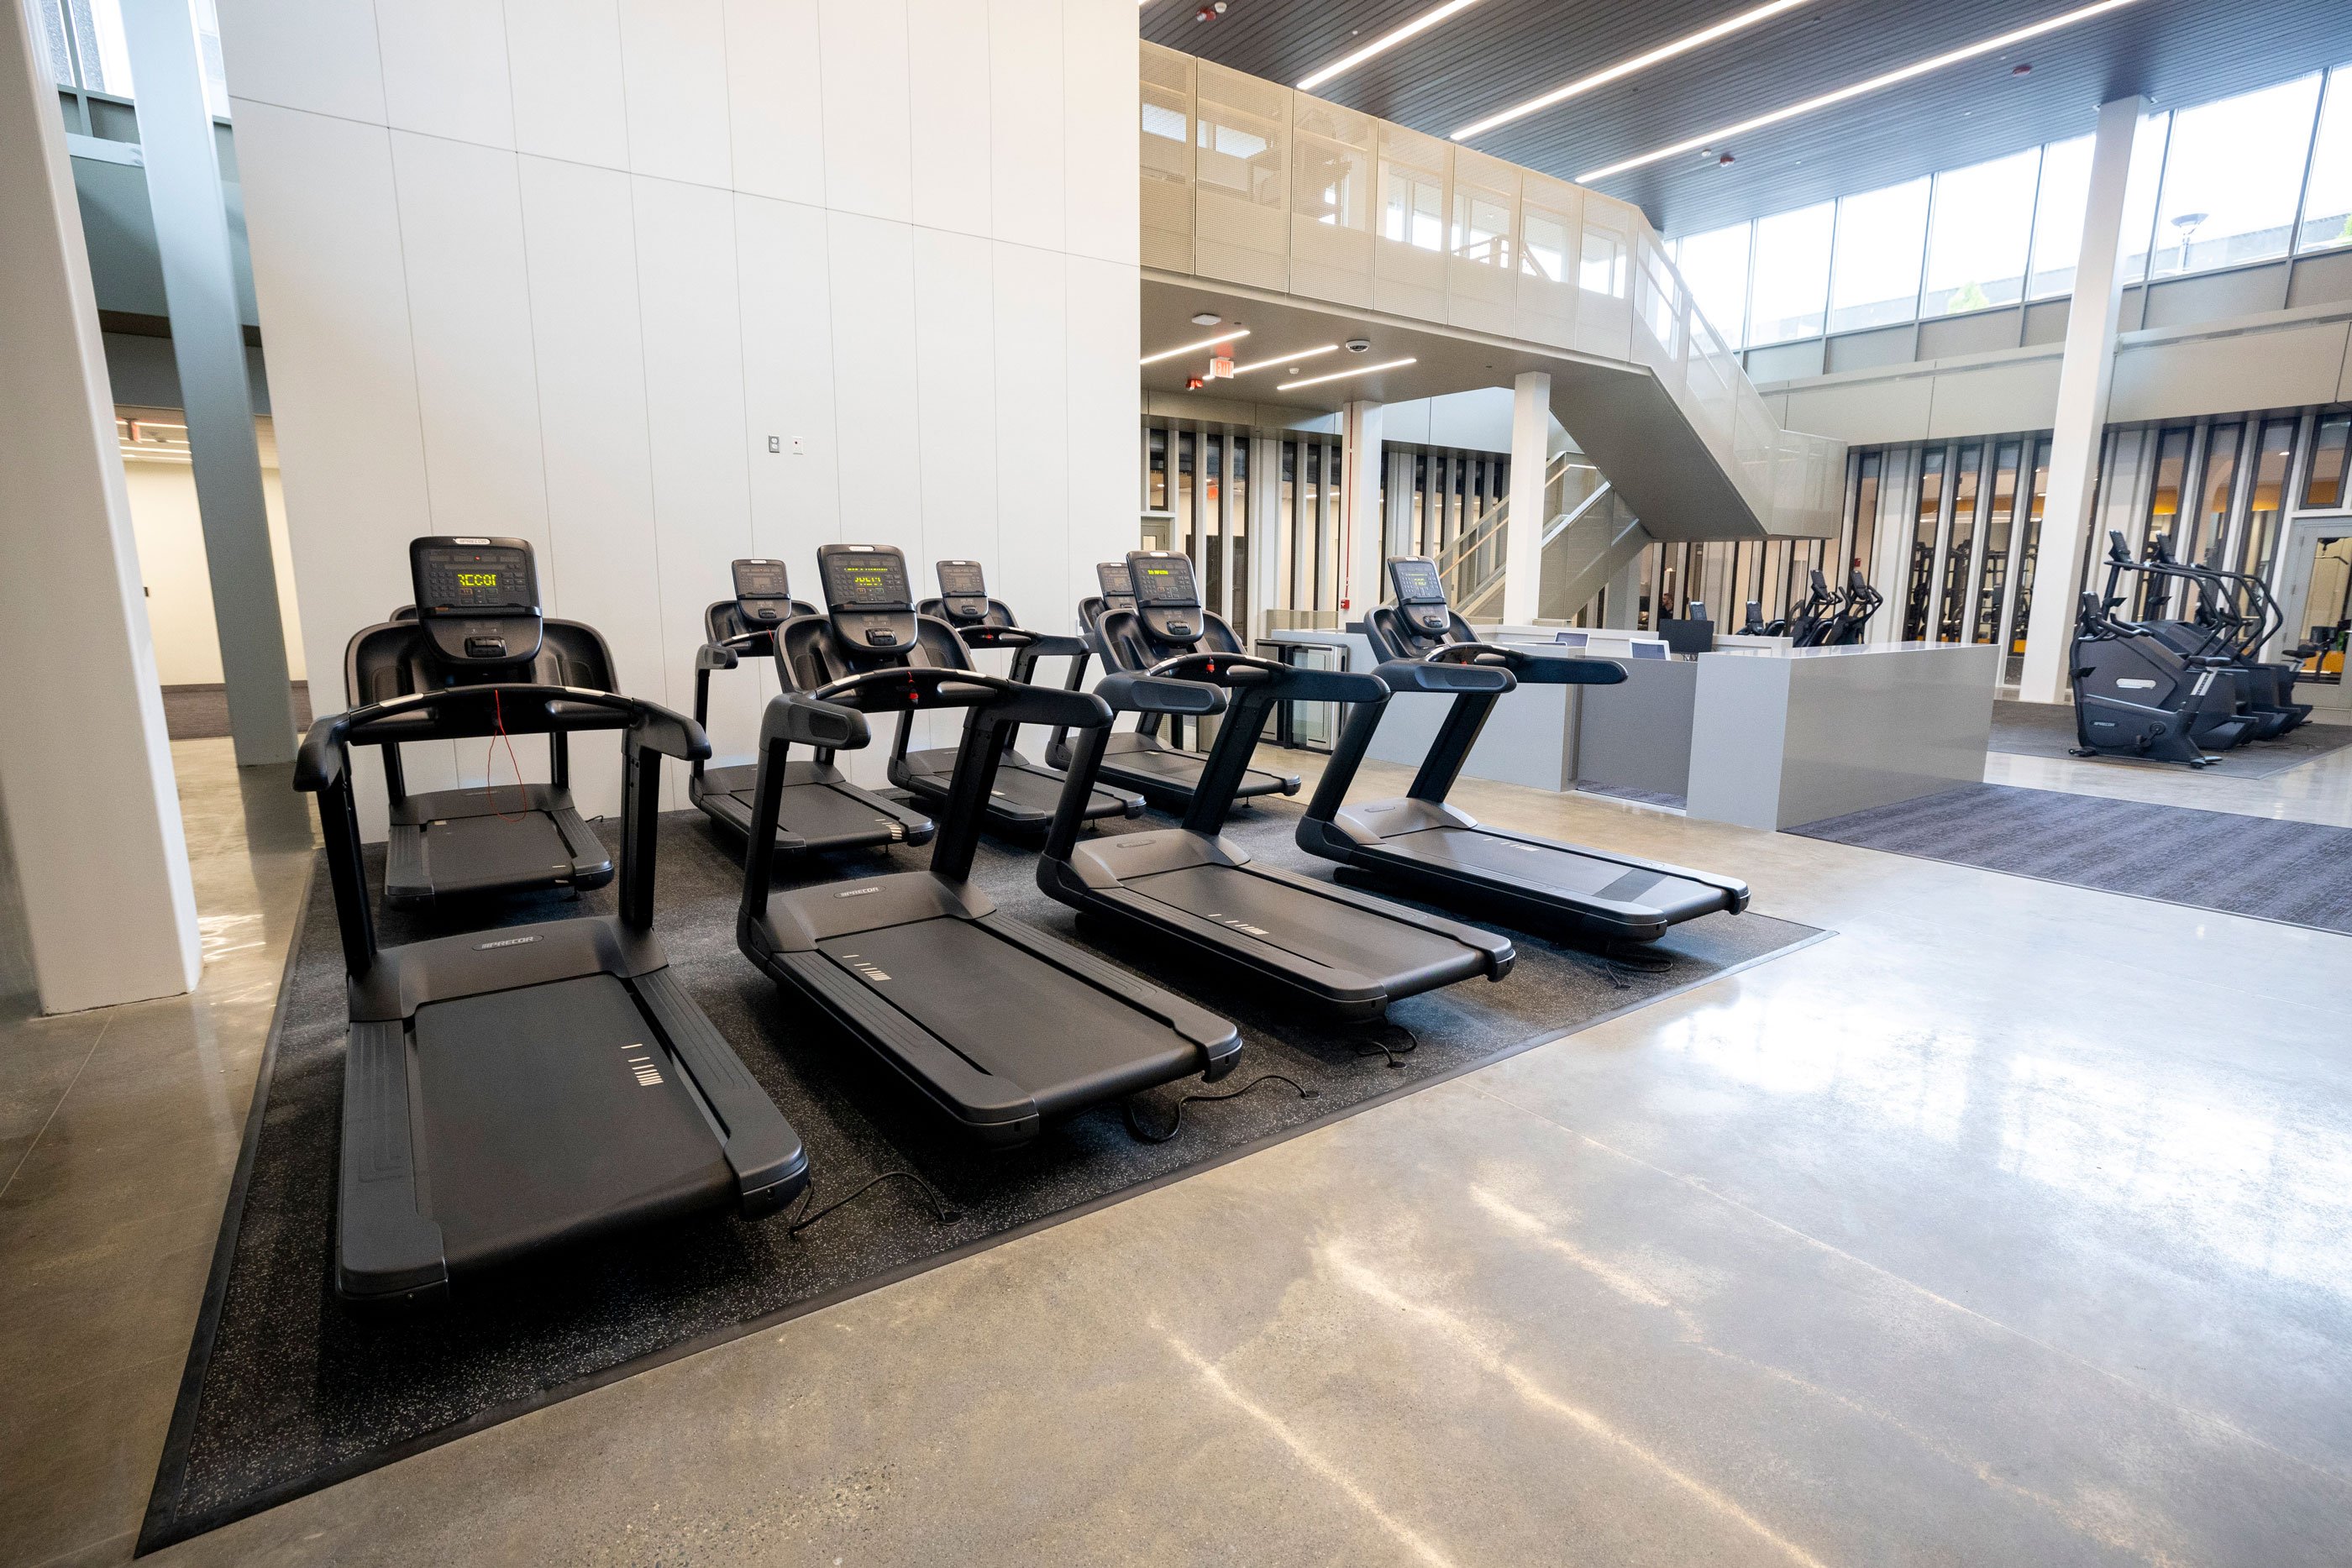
[344,538,616,907]
[295,675,806,1304]
[737,543,1240,1145]
[1039,552,1513,1021]
[1298,557,1749,945]
[1051,559,1300,813]
[886,559,1142,836]
[692,559,935,857]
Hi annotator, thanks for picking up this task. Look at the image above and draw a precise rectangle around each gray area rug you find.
[1791,783,2352,934]
[1578,781,1688,810]
[164,682,313,742]
[1990,699,2352,778]
[145,791,1817,1550]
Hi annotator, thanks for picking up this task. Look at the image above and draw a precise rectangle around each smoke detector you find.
[1344,338,1372,354]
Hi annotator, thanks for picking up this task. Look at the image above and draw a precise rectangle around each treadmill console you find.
[933,559,991,627]
[1095,561,1136,613]
[410,537,543,668]
[1125,552,1202,647]
[732,559,796,626]
[1387,556,1452,637]
[816,543,918,654]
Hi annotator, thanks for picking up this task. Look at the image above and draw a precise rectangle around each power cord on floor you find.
[1352,1020,1421,1069]
[785,1170,962,1235]
[1124,1073,1317,1144]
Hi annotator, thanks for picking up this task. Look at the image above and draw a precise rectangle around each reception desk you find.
[1264,627,1998,832]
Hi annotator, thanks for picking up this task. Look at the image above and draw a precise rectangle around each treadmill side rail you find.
[338,1020,450,1304]
[633,967,808,1213]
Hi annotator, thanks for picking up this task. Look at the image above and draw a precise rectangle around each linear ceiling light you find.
[1452,0,1807,142]
[1231,343,1340,375]
[1140,328,1250,366]
[1280,356,1417,390]
[1298,0,1488,94]
[1574,0,2152,183]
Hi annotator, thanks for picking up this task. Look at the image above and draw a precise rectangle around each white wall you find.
[215,0,1142,829]
[123,452,306,684]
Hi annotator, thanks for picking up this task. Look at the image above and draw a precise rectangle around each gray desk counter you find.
[1259,628,1997,832]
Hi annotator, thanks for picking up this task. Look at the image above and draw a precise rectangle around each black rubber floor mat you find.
[1792,782,2352,933]
[143,795,1819,1550]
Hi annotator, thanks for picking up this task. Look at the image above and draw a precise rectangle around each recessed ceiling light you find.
[1280,356,1417,391]
[1576,0,2152,183]
[1190,311,1222,326]
[1298,0,1487,94]
[1230,343,1340,375]
[1140,328,1249,366]
[1452,0,1808,142]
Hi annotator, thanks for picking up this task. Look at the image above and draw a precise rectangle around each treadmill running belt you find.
[417,811,581,892]
[717,784,906,842]
[1126,863,1473,981]
[815,918,1200,1114]
[410,974,734,1270]
[1390,827,1728,921]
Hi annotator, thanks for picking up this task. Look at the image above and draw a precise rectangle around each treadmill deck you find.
[1377,825,1734,924]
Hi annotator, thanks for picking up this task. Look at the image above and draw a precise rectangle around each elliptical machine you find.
[1814,571,1883,647]
[2069,532,2251,766]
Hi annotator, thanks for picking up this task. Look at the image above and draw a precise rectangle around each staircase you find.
[1433,454,1646,622]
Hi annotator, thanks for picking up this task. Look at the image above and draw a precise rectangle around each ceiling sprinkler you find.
[1195,1,1226,18]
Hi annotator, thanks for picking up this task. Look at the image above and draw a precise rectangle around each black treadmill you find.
[295,678,806,1304]
[887,558,1142,836]
[1298,557,1749,945]
[1052,559,1300,813]
[1039,553,1514,1021]
[344,538,616,907]
[692,559,935,857]
[736,543,1239,1144]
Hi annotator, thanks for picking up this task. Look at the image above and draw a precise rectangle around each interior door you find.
[2272,516,2352,714]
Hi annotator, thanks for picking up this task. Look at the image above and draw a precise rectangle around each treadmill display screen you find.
[1096,563,1132,598]
[823,550,910,609]
[936,561,987,597]
[417,544,534,611]
[733,559,790,600]
[1391,559,1446,605]
[1130,558,1198,606]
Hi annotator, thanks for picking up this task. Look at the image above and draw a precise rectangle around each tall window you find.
[2118,112,2175,286]
[1675,223,1752,349]
[2027,136,2093,298]
[2009,439,2053,675]
[1940,444,1983,642]
[1749,202,1834,345]
[41,0,134,96]
[2141,427,2193,616]
[1382,170,1444,249]
[2238,419,2297,582]
[1850,451,1882,583]
[2305,414,2349,508]
[1829,179,1929,334]
[1922,149,2039,315]
[2183,422,2242,569]
[2149,76,2323,278]
[2303,68,2352,254]
[1903,449,1945,640]
[1975,442,2022,643]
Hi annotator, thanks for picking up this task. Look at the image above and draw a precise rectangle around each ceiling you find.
[1142,0,2350,236]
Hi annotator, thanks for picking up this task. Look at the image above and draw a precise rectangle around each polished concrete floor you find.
[4,732,2350,1566]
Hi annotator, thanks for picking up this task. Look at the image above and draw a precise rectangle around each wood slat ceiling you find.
[1143,0,2350,236]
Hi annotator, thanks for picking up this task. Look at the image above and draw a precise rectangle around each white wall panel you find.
[723,0,826,207]
[391,133,549,559]
[911,228,1000,579]
[517,155,661,814]
[375,0,514,149]
[1061,0,1137,268]
[985,0,1063,254]
[506,0,631,170]
[991,243,1068,628]
[816,0,913,224]
[736,193,843,575]
[633,176,756,794]
[1063,252,1137,618]
[905,0,992,238]
[825,212,923,539]
[214,0,383,121]
[617,0,734,189]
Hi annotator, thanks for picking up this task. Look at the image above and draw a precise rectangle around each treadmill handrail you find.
[296,684,706,792]
[1095,672,1230,716]
[1369,658,1515,697]
[1143,650,1389,707]
[1417,639,1627,686]
[811,665,1110,732]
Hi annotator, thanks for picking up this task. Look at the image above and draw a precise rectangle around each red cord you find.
[484,689,531,822]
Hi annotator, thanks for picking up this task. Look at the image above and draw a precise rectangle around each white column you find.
[2019,97,2145,703]
[121,0,297,765]
[0,0,202,1010]
[1248,433,1282,638]
[1339,400,1384,621]
[1501,370,1551,624]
